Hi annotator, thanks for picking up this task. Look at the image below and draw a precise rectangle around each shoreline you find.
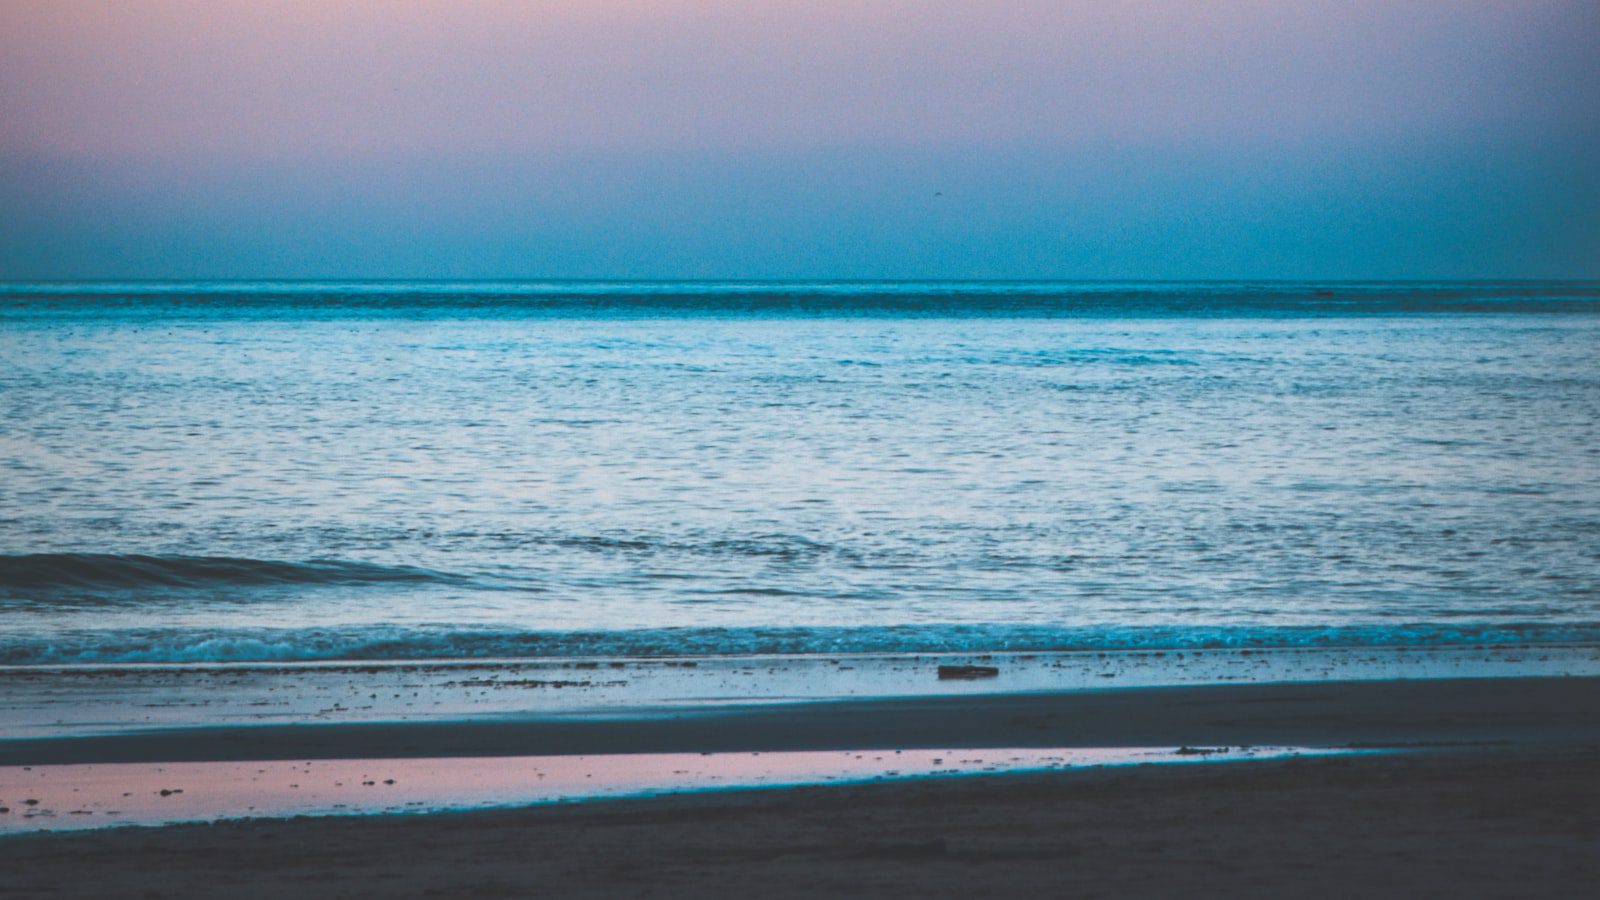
[6,638,1599,672]
[4,643,1596,744]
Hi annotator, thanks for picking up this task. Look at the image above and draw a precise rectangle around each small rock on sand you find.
[937,665,1000,680]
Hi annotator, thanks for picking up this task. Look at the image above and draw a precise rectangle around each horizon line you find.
[5,277,1599,287]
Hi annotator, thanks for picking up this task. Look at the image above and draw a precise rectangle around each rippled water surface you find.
[2,282,1597,662]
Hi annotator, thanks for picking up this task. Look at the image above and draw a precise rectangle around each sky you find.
[1,0,1597,280]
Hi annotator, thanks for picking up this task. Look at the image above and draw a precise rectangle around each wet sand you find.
[4,675,1598,766]
[6,644,1595,741]
[0,746,1343,832]
[3,673,1598,896]
[4,747,1597,898]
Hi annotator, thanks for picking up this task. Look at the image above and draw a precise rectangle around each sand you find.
[2,747,1596,898]
[4,675,1598,765]
[3,672,1598,896]
[7,644,1595,741]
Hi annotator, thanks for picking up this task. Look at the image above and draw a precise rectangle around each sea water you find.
[1,281,1597,664]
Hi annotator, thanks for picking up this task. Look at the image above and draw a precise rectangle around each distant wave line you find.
[3,280,1598,317]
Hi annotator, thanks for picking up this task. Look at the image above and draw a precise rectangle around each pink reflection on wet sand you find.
[0,746,1343,833]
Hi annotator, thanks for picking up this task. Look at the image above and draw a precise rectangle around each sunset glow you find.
[2,1,1595,278]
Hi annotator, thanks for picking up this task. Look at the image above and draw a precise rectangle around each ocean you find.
[2,281,1597,665]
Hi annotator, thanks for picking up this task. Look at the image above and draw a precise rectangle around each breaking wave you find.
[5,623,1598,666]
[0,553,465,593]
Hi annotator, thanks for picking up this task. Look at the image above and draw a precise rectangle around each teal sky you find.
[2,1,1596,280]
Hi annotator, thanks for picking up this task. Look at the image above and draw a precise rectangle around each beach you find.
[2,671,1598,897]
[5,668,1600,767]
[8,750,1598,899]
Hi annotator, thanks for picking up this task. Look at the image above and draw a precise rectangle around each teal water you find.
[1,282,1597,663]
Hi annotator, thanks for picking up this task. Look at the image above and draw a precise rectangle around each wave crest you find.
[0,553,459,592]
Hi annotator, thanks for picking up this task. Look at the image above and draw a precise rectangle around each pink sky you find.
[3,1,1593,160]
[1,1,1595,278]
